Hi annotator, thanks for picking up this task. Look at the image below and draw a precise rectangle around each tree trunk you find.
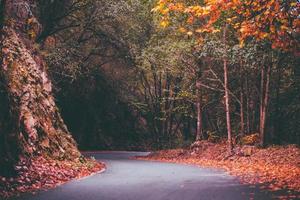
[260,64,271,146]
[259,66,265,140]
[223,25,232,153]
[245,72,250,133]
[0,0,80,175]
[195,79,203,141]
[240,63,245,137]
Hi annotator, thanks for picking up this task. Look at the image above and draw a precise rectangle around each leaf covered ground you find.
[139,141,300,199]
[0,156,105,199]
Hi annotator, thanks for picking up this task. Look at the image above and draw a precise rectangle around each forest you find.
[0,0,299,199]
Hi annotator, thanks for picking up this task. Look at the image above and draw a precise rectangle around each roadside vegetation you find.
[140,141,300,199]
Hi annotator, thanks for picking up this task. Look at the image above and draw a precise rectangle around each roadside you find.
[0,156,105,199]
[138,141,300,199]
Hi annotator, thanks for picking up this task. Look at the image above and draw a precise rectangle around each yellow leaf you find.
[280,25,288,30]
[160,20,169,28]
[179,27,187,33]
[239,39,245,48]
[187,31,193,36]
[212,29,220,33]
[291,2,297,6]
[161,8,170,15]
[270,25,275,33]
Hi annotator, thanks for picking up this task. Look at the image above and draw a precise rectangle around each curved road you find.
[13,151,273,200]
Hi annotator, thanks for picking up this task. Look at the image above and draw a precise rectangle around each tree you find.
[152,0,299,148]
[195,75,203,141]
[222,24,233,152]
[43,0,155,149]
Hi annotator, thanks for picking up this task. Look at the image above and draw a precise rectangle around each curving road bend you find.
[11,151,273,200]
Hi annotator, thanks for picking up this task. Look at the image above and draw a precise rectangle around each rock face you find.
[0,0,80,175]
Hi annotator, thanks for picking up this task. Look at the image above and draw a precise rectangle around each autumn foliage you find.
[140,142,300,199]
[0,156,105,198]
[153,0,299,51]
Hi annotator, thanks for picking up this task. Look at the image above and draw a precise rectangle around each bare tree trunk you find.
[168,82,177,139]
[240,63,245,137]
[163,72,171,142]
[195,79,203,140]
[259,66,265,139]
[245,72,250,133]
[260,64,271,146]
[223,25,233,153]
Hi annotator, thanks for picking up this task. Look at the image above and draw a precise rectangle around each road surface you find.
[12,151,274,200]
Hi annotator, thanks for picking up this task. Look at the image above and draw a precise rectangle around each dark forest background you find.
[38,0,299,150]
[1,0,299,153]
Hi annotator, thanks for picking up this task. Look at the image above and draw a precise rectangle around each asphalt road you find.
[11,151,274,200]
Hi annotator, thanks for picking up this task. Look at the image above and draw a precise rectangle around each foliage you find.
[241,133,260,145]
[141,144,300,198]
[0,156,104,198]
[153,0,299,51]
[41,0,300,148]
[42,0,154,150]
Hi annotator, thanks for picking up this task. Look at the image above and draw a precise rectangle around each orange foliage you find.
[241,133,260,145]
[153,0,300,51]
[0,156,105,198]
[139,143,300,199]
